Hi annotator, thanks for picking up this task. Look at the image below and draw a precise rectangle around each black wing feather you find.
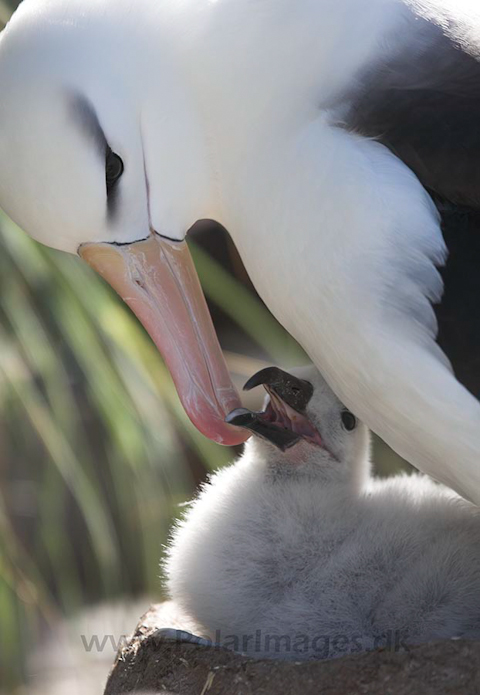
[344,7,480,397]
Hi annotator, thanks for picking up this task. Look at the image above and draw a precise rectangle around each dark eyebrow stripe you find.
[69,93,108,155]
[68,92,123,221]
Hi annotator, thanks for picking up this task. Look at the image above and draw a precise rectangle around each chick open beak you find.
[79,234,248,446]
[226,367,322,451]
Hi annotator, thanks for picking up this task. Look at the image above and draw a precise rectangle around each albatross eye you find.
[105,147,124,193]
[341,410,357,432]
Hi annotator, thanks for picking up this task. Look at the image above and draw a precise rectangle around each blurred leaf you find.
[0,1,12,27]
[190,241,305,365]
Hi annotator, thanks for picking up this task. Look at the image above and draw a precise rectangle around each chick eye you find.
[105,147,124,193]
[341,410,357,431]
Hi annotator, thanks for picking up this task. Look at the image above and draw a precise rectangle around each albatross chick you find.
[165,366,480,661]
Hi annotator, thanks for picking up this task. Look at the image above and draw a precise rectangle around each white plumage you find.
[165,366,480,661]
[0,0,480,499]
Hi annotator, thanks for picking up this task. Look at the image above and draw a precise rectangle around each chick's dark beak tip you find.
[225,406,301,451]
[225,408,258,428]
[243,367,284,392]
[243,366,314,412]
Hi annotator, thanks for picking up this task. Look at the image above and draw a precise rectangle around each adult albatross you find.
[0,0,479,499]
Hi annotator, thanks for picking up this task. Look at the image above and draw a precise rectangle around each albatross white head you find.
[0,0,247,444]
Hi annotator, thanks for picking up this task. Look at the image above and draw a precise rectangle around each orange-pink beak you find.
[79,234,248,446]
